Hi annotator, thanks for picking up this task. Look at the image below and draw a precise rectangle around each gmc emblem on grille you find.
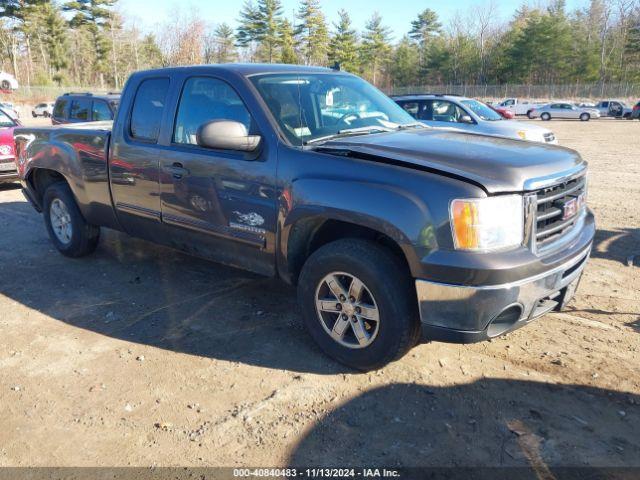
[561,193,585,220]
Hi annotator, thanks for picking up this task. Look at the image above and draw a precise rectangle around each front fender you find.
[279,177,438,281]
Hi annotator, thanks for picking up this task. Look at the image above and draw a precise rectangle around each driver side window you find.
[174,77,252,146]
[425,100,467,123]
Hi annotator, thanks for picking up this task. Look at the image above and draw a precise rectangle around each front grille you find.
[543,133,555,143]
[534,175,586,249]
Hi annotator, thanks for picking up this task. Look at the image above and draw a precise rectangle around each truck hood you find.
[316,128,585,194]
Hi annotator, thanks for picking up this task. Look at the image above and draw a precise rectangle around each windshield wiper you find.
[304,126,394,145]
[396,122,428,130]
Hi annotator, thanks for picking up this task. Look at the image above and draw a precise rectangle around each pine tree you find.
[255,0,283,62]
[391,36,420,87]
[295,0,328,65]
[42,2,69,84]
[361,12,392,85]
[328,9,359,73]
[279,19,298,64]
[64,0,117,87]
[236,1,261,49]
[408,8,442,75]
[212,23,237,63]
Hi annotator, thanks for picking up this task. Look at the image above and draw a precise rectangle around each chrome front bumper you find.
[416,248,591,343]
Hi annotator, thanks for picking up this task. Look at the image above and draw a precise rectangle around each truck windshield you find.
[461,99,503,121]
[250,73,418,145]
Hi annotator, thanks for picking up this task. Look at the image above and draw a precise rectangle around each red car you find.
[0,107,20,184]
[490,105,515,119]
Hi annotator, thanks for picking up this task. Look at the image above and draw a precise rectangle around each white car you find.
[32,102,55,118]
[530,102,601,121]
[0,72,19,91]
[496,97,545,116]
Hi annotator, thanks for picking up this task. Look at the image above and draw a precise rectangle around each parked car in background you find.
[529,102,600,121]
[630,101,640,120]
[393,94,557,144]
[0,107,20,184]
[0,101,20,119]
[32,102,55,118]
[0,71,19,91]
[489,105,515,119]
[52,92,120,125]
[495,98,543,116]
[14,64,594,370]
[595,100,633,118]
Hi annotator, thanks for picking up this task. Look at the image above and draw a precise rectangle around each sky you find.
[118,0,591,38]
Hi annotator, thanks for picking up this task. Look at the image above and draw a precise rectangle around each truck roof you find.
[135,63,340,77]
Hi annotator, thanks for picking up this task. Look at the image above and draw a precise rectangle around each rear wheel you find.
[298,238,421,371]
[541,112,551,121]
[580,113,590,121]
[43,182,100,257]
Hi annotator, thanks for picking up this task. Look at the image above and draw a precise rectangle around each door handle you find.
[163,162,190,179]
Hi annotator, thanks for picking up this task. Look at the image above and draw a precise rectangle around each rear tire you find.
[43,181,100,257]
[580,113,590,121]
[541,113,551,121]
[298,238,421,371]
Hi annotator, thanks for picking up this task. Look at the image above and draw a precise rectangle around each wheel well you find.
[29,168,67,204]
[287,218,411,285]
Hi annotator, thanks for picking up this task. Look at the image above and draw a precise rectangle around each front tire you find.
[541,113,551,121]
[580,113,590,121]
[527,110,534,119]
[298,239,420,371]
[43,182,100,257]
[0,80,10,90]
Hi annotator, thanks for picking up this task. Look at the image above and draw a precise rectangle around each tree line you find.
[1,0,639,91]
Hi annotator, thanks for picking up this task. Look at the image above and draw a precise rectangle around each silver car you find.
[530,102,601,121]
[393,94,558,144]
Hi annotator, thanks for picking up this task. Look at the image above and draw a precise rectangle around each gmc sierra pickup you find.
[14,65,595,370]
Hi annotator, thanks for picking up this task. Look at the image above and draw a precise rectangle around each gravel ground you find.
[0,117,639,470]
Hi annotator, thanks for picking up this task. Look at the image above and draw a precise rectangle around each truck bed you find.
[15,121,119,229]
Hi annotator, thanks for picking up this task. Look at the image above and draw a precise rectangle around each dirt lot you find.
[0,117,639,471]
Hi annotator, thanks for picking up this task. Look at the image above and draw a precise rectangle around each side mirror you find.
[196,120,261,152]
[459,115,474,124]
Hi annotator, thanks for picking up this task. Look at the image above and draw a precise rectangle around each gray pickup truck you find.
[14,65,595,370]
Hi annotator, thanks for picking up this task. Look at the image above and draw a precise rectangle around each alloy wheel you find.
[314,272,380,349]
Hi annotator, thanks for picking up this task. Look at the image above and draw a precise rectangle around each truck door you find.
[109,76,170,241]
[158,76,277,277]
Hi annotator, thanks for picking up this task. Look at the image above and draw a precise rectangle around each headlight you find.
[516,130,527,140]
[450,195,524,252]
[0,145,11,156]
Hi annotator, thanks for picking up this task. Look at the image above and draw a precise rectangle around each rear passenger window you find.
[69,99,91,121]
[92,100,112,121]
[130,78,170,142]
[173,77,252,145]
[53,99,67,118]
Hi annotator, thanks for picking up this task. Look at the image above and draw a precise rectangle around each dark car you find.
[15,65,595,370]
[630,101,640,120]
[51,92,120,125]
